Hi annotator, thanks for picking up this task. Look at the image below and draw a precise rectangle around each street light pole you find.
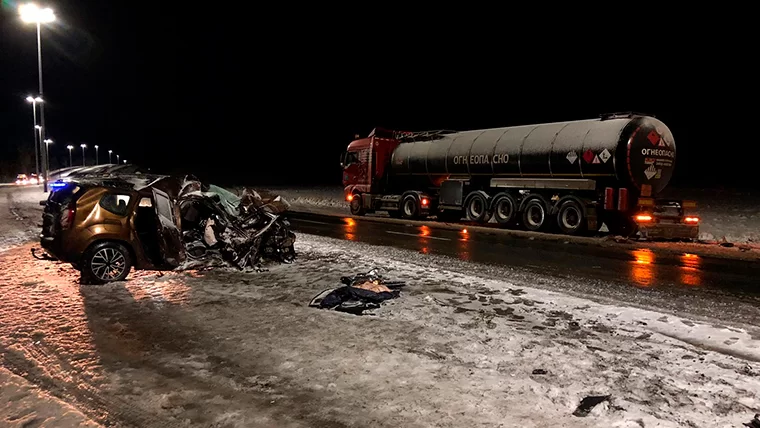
[20,3,55,192]
[67,145,73,167]
[108,150,113,164]
[94,145,99,165]
[44,139,53,174]
[116,154,120,164]
[80,144,87,166]
[35,125,43,174]
[25,96,43,178]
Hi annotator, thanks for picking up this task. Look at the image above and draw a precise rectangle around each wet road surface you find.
[288,211,760,327]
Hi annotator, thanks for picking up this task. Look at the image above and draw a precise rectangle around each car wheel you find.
[521,198,549,232]
[556,199,586,235]
[491,192,518,226]
[465,192,490,223]
[401,194,420,219]
[82,242,132,284]
[349,195,366,216]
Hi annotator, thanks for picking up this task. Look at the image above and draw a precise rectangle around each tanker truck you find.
[340,112,699,239]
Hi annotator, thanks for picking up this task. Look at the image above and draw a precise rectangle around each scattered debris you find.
[309,269,406,315]
[531,369,547,375]
[572,395,610,417]
[744,414,760,428]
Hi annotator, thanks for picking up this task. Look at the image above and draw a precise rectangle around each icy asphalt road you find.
[2,185,760,427]
[288,211,760,329]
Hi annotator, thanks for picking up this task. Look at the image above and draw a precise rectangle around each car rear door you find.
[151,188,186,267]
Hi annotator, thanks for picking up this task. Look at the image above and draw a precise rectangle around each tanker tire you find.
[401,194,420,219]
[521,198,549,232]
[556,199,585,235]
[491,193,518,226]
[465,192,490,223]
[350,195,366,216]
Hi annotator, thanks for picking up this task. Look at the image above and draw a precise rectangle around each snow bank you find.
[0,368,100,427]
[0,188,46,254]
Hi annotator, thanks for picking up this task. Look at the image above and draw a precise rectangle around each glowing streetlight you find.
[43,139,52,178]
[108,149,113,164]
[80,143,87,166]
[116,154,120,164]
[25,95,43,178]
[66,145,74,167]
[123,159,127,164]
[19,3,56,192]
[94,145,99,165]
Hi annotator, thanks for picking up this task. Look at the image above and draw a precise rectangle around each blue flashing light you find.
[50,181,67,189]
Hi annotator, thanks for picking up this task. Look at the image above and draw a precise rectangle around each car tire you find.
[521,197,549,232]
[556,199,586,235]
[81,241,133,284]
[465,192,490,223]
[491,192,518,226]
[401,194,420,219]
[349,194,366,216]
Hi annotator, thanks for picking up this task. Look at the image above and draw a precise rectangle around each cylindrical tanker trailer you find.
[340,112,699,239]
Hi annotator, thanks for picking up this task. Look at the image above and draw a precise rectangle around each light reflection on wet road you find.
[288,212,760,299]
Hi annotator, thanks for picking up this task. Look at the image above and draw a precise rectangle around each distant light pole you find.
[19,3,56,192]
[25,95,43,178]
[66,145,73,166]
[80,143,87,166]
[116,154,120,164]
[123,159,127,164]
[44,139,53,176]
[108,149,113,164]
[35,125,44,177]
[94,145,99,165]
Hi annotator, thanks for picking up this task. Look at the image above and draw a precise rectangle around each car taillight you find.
[684,216,699,224]
[634,214,653,222]
[61,207,75,230]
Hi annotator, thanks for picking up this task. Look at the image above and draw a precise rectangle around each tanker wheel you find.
[556,199,585,235]
[521,198,549,232]
[491,193,518,226]
[465,192,490,223]
[401,194,420,219]
[349,194,366,216]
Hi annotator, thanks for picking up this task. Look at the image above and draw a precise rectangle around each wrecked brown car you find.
[37,175,296,284]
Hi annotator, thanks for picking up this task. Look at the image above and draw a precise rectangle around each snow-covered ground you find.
[1,186,759,427]
[261,185,760,245]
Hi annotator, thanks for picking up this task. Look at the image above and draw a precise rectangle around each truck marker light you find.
[346,194,353,202]
[635,214,653,222]
[684,216,699,223]
[421,198,429,206]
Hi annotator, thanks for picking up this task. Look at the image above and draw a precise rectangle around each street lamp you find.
[123,159,127,164]
[43,139,52,178]
[108,149,113,164]
[94,145,99,165]
[80,143,87,166]
[116,154,120,164]
[66,145,74,167]
[19,3,56,192]
[25,95,43,178]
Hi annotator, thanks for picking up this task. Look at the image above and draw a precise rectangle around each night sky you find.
[1,4,755,188]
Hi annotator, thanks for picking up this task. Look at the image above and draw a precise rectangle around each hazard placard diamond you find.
[599,148,611,163]
[592,155,601,164]
[644,164,657,180]
[566,151,578,164]
[582,149,594,163]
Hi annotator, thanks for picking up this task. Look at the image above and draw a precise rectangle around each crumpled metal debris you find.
[309,269,406,315]
[178,181,296,270]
